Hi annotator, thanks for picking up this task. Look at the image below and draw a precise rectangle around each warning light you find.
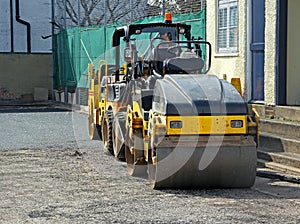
[164,12,172,24]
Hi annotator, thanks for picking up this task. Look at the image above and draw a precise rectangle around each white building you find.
[207,0,300,107]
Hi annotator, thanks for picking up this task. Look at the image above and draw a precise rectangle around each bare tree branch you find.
[66,0,78,24]
[54,0,204,29]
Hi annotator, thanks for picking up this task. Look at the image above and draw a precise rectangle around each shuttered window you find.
[217,0,238,53]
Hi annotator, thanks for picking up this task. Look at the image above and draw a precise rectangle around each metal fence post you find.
[130,0,133,23]
[63,0,66,29]
[104,0,107,24]
[78,0,80,27]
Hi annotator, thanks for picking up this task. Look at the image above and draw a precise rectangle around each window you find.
[217,0,238,53]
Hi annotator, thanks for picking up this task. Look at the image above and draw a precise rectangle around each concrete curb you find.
[257,168,300,184]
[0,100,88,113]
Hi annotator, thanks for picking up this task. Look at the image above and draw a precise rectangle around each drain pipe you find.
[10,0,14,52]
[15,0,31,53]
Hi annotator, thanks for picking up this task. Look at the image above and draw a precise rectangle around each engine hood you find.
[152,74,248,116]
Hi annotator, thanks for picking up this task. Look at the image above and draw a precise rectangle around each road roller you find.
[88,13,259,189]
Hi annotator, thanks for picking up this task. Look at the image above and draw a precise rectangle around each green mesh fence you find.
[53,10,206,90]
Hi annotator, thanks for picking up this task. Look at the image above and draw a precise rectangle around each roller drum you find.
[149,136,257,189]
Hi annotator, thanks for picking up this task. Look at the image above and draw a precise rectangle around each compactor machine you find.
[88,13,259,189]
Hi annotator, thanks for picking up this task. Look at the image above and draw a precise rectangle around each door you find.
[287,0,300,105]
[251,0,265,102]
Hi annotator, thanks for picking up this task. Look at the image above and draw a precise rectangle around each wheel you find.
[147,128,157,187]
[88,101,100,140]
[112,112,126,161]
[125,128,147,177]
[96,124,102,141]
[101,110,114,155]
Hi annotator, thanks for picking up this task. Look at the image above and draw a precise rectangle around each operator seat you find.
[152,46,177,75]
[164,51,204,74]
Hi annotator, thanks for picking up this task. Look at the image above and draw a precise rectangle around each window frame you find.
[217,0,239,54]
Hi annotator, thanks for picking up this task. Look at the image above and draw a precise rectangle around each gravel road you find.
[0,109,299,223]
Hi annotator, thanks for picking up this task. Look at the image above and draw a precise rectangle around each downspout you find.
[52,0,55,100]
[276,0,287,105]
[246,0,252,102]
[10,0,14,52]
[15,0,31,53]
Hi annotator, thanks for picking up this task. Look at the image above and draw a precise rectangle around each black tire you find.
[101,110,114,155]
[96,124,102,141]
[125,128,147,177]
[88,102,100,140]
[147,130,156,187]
[112,112,126,161]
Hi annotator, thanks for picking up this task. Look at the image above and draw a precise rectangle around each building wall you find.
[287,0,300,105]
[206,0,248,96]
[207,0,300,106]
[0,54,52,101]
[0,1,52,102]
[0,0,52,53]
[264,0,278,106]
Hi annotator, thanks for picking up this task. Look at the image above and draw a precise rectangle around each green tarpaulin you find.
[53,10,206,90]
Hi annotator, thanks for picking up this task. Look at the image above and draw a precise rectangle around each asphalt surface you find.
[0,108,299,223]
[0,106,99,151]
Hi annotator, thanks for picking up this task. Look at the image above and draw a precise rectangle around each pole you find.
[51,0,55,100]
[77,0,81,103]
[130,0,133,23]
[10,0,14,52]
[78,0,80,27]
[63,0,66,29]
[104,0,106,24]
[162,0,165,15]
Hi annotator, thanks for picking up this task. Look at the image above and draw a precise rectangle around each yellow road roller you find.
[88,14,259,189]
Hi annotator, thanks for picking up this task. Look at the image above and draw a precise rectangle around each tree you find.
[53,0,205,30]
[54,0,149,28]
[147,0,204,14]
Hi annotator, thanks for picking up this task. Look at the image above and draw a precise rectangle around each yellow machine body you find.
[87,20,259,189]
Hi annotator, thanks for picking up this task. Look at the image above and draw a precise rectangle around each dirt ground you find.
[1,147,300,224]
[0,111,299,223]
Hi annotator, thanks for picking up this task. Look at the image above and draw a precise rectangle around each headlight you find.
[231,120,243,128]
[170,121,182,129]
